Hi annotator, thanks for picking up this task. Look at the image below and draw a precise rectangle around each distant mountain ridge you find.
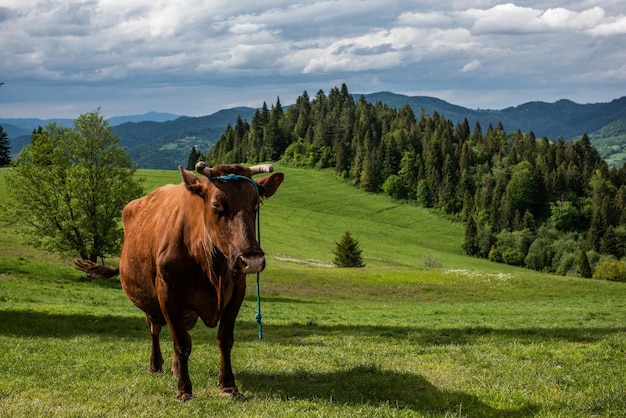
[0,111,180,137]
[2,93,626,169]
[363,92,626,140]
[107,111,181,125]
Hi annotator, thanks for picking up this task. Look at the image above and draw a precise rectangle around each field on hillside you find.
[1,166,626,417]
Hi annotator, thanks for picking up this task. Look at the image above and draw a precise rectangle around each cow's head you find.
[178,162,284,274]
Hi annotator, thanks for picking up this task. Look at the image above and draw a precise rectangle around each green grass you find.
[1,166,626,416]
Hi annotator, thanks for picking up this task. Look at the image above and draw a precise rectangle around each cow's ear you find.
[178,165,205,196]
[256,172,284,198]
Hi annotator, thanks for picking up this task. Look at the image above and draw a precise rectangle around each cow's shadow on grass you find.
[0,309,147,339]
[238,365,536,416]
[1,307,626,345]
[237,320,626,346]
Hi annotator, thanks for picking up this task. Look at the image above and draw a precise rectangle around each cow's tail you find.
[73,258,120,279]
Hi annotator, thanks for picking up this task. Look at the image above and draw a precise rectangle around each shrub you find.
[555,253,577,276]
[502,249,525,266]
[422,254,443,268]
[488,245,503,263]
[593,258,626,282]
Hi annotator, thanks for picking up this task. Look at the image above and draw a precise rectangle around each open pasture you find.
[1,166,626,417]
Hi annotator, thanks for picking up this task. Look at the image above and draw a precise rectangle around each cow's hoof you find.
[220,387,245,400]
[176,392,193,401]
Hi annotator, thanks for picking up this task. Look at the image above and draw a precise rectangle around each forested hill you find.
[115,92,626,168]
[110,107,256,169]
[207,84,626,277]
[3,89,625,169]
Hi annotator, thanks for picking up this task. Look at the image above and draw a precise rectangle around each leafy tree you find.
[550,200,580,231]
[2,110,143,262]
[0,124,10,166]
[333,230,365,268]
[525,237,553,271]
[507,161,538,212]
[382,174,405,200]
[550,234,580,275]
[416,179,431,207]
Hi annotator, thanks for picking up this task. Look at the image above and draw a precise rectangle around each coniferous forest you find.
[206,84,626,278]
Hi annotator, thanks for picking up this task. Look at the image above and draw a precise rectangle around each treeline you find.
[205,84,626,278]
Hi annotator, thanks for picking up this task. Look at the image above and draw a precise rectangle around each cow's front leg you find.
[216,283,246,399]
[171,312,199,379]
[159,293,194,399]
[168,322,193,400]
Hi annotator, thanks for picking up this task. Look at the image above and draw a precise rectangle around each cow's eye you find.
[212,200,225,214]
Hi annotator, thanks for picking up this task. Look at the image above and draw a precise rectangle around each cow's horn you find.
[249,164,274,175]
[195,161,212,177]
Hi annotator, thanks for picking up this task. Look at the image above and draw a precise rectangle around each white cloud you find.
[587,14,626,36]
[462,59,482,72]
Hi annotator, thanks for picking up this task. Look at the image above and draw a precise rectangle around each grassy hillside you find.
[137,166,499,272]
[2,166,626,416]
[590,118,626,167]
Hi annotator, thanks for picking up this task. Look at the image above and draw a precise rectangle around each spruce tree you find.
[462,216,479,256]
[0,125,10,166]
[333,230,365,267]
[186,145,202,170]
[576,250,592,278]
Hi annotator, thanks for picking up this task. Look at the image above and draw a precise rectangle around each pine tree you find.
[186,145,202,170]
[576,250,592,278]
[333,230,365,267]
[462,216,479,256]
[0,125,10,166]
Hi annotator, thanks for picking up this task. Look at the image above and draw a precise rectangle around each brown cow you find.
[74,162,284,400]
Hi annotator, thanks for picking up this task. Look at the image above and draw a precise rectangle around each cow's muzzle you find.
[234,250,266,274]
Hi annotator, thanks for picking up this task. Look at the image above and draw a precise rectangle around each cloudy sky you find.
[0,0,625,119]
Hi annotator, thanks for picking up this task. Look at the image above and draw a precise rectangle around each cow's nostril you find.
[237,254,265,273]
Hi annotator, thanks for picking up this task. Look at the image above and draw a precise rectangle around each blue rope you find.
[208,174,263,339]
[255,209,263,339]
[208,173,259,194]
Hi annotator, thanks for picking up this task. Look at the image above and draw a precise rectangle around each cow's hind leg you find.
[146,315,164,373]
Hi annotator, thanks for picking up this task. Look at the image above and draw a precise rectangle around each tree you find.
[2,110,143,262]
[186,145,202,170]
[0,124,10,166]
[333,230,365,267]
[382,174,405,200]
[576,250,592,278]
[462,216,479,256]
[507,161,538,213]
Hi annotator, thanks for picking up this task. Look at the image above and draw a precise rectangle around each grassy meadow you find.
[1,165,626,417]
